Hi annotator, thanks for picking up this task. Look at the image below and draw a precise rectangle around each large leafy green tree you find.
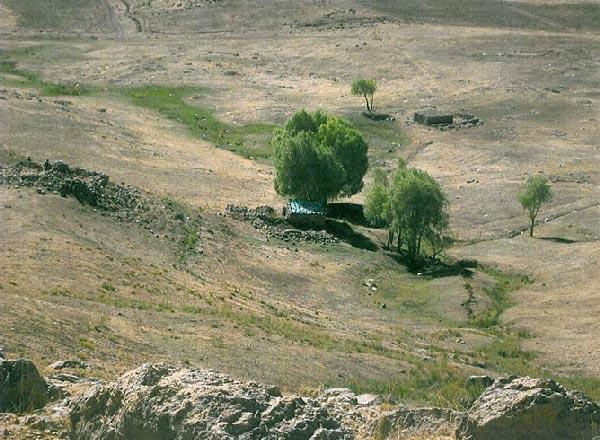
[272,110,368,203]
[390,168,448,265]
[365,165,448,265]
[518,176,552,237]
[316,117,368,196]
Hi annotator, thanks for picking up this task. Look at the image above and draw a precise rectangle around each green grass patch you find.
[475,332,536,374]
[0,54,274,159]
[344,113,408,158]
[205,303,402,359]
[469,266,532,329]
[340,356,480,410]
[178,225,200,265]
[0,59,93,96]
[78,337,95,351]
[123,86,275,159]
[100,281,116,292]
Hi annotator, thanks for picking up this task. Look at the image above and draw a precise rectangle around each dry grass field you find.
[1,1,600,436]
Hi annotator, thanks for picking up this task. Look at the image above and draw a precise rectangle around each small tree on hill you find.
[351,79,377,112]
[272,109,369,203]
[518,176,552,237]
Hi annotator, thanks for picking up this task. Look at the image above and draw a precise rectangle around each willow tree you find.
[272,109,368,203]
[364,165,448,266]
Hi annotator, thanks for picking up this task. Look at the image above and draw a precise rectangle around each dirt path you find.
[120,0,142,33]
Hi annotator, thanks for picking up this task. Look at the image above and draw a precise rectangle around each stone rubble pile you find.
[0,159,204,244]
[223,204,339,245]
[0,159,140,212]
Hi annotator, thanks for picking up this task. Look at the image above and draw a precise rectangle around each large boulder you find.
[0,359,51,412]
[70,363,353,440]
[457,376,600,440]
[371,405,464,438]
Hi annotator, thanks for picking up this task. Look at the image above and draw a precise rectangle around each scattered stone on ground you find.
[48,360,88,371]
[456,376,600,440]
[363,279,378,294]
[222,204,339,245]
[0,159,204,256]
[0,359,54,413]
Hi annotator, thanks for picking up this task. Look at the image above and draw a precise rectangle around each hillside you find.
[1,1,600,438]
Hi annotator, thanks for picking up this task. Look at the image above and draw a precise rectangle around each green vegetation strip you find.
[0,60,93,96]
[45,286,402,360]
[469,266,532,329]
[124,86,275,159]
[0,56,275,160]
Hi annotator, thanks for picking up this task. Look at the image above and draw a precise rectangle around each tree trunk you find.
[363,94,371,112]
[529,218,535,237]
[387,230,394,249]
[397,227,402,253]
[369,93,374,112]
[408,231,417,266]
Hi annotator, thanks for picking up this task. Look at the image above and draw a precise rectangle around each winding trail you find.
[121,0,142,32]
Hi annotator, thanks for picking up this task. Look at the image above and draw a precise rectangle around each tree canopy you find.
[518,176,552,237]
[364,165,448,265]
[272,110,368,203]
[351,79,377,112]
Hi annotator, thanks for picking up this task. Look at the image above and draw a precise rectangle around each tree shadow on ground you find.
[322,219,377,251]
[325,203,368,226]
[388,252,476,279]
[537,236,576,244]
[286,219,377,251]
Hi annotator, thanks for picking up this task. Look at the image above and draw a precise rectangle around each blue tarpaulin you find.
[287,200,326,215]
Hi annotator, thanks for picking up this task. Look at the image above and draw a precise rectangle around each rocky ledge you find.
[1,359,600,439]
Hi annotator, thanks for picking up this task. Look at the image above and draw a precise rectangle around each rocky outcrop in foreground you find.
[70,364,357,440]
[457,376,600,440]
[0,359,54,413]
[2,359,600,439]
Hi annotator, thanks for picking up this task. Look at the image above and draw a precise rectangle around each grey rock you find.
[456,376,600,440]
[48,360,88,370]
[0,359,52,412]
[465,375,494,389]
[321,388,358,405]
[70,363,353,440]
[48,373,82,383]
[356,394,381,406]
[371,405,464,438]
